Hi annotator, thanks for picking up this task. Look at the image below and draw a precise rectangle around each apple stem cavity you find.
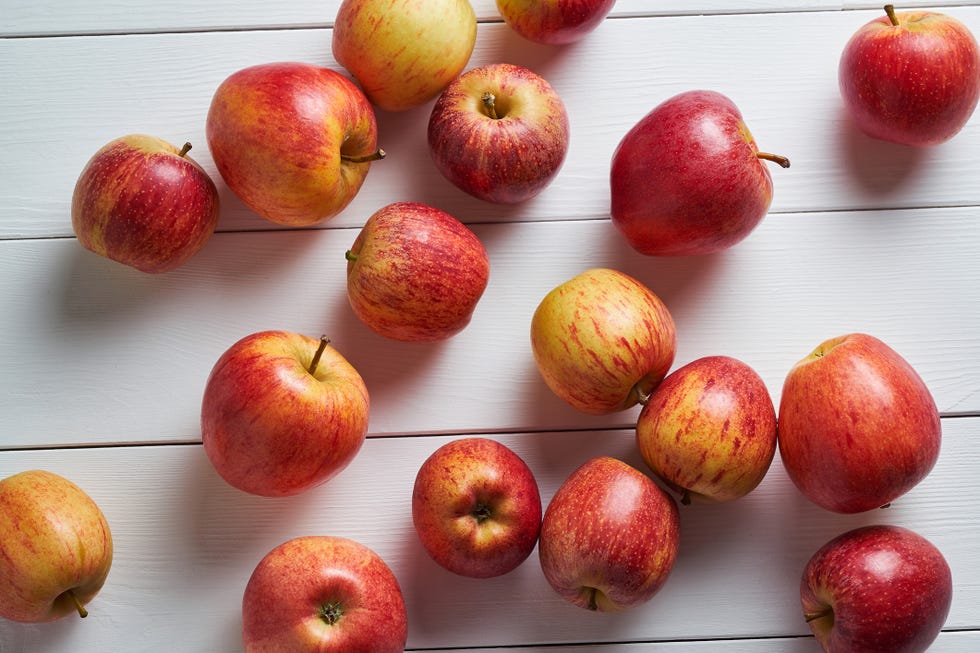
[481,92,501,120]
[756,151,791,169]
[340,149,386,164]
[308,335,330,375]
[67,589,88,618]
[318,601,344,626]
[884,4,899,26]
[178,142,192,158]
[804,606,833,624]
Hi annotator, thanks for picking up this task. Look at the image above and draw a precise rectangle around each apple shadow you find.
[837,105,931,196]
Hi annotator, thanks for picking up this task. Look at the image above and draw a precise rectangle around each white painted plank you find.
[1,208,977,449]
[0,418,975,650]
[5,10,980,239]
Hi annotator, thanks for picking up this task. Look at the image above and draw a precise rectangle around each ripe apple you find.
[496,0,616,45]
[412,437,542,578]
[201,331,370,497]
[538,456,680,611]
[206,62,383,227]
[345,202,490,342]
[530,268,676,415]
[242,536,407,653]
[610,89,790,256]
[0,470,113,623]
[636,355,777,504]
[332,0,477,112]
[778,333,941,514]
[428,62,570,204]
[801,524,952,653]
[71,134,220,273]
[839,4,980,147]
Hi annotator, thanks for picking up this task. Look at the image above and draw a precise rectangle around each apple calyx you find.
[756,151,791,169]
[340,149,387,164]
[471,502,493,524]
[178,142,192,158]
[481,92,502,120]
[66,589,89,618]
[884,4,899,26]
[318,600,344,626]
[308,335,331,375]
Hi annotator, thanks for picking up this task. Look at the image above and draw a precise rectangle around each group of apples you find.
[3,2,979,653]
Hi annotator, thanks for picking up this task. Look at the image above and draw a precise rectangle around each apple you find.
[201,331,369,497]
[0,470,113,623]
[345,202,490,342]
[610,89,790,256]
[530,267,676,415]
[332,0,477,112]
[496,0,616,45]
[206,62,383,227]
[412,437,542,578]
[428,62,570,204]
[839,4,980,147]
[636,355,777,504]
[71,134,220,273]
[242,535,407,652]
[778,333,941,514]
[538,456,680,611]
[801,524,952,653]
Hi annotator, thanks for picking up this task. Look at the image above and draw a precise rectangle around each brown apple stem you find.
[586,587,599,611]
[341,149,386,164]
[879,502,892,509]
[481,92,500,120]
[67,589,88,618]
[805,607,832,623]
[308,335,330,375]
[680,489,692,506]
[756,152,791,169]
[344,250,358,262]
[178,142,192,158]
[884,4,899,26]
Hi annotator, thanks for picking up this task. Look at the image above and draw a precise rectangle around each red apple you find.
[801,524,952,653]
[412,437,542,578]
[636,355,777,504]
[242,536,407,652]
[206,62,383,227]
[71,134,220,273]
[428,62,570,204]
[839,4,980,147]
[496,0,616,45]
[538,456,680,611]
[332,0,477,112]
[201,331,369,497]
[530,268,676,415]
[778,333,941,514]
[345,202,490,342]
[610,89,790,256]
[0,470,113,623]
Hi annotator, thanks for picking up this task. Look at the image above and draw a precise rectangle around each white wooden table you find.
[2,2,979,651]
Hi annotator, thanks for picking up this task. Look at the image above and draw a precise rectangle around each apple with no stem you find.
[71,134,220,273]
[332,0,477,112]
[201,331,370,497]
[428,62,570,204]
[496,0,616,45]
[206,62,383,227]
[636,355,777,504]
[801,524,952,653]
[530,268,676,415]
[778,333,941,514]
[839,4,980,146]
[610,89,790,256]
[243,536,407,653]
[538,456,680,611]
[0,470,113,623]
[345,202,490,342]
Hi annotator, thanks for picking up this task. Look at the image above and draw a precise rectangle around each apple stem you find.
[884,4,899,26]
[344,250,358,262]
[67,589,88,618]
[804,607,832,623]
[680,490,692,506]
[756,152,791,169]
[481,92,500,120]
[587,587,599,611]
[340,149,386,164]
[178,142,192,158]
[308,335,330,375]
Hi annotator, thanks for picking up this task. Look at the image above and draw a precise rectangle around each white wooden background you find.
[1,2,978,652]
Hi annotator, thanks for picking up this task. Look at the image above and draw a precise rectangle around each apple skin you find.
[201,331,370,497]
[0,470,113,623]
[538,456,680,611]
[530,268,676,415]
[636,355,777,504]
[71,134,220,273]
[610,89,790,256]
[777,333,941,514]
[346,202,490,342]
[242,536,407,653]
[206,62,382,227]
[801,525,952,653]
[428,62,570,204]
[332,0,477,112]
[839,5,980,147]
[412,437,542,578]
[496,0,616,45]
